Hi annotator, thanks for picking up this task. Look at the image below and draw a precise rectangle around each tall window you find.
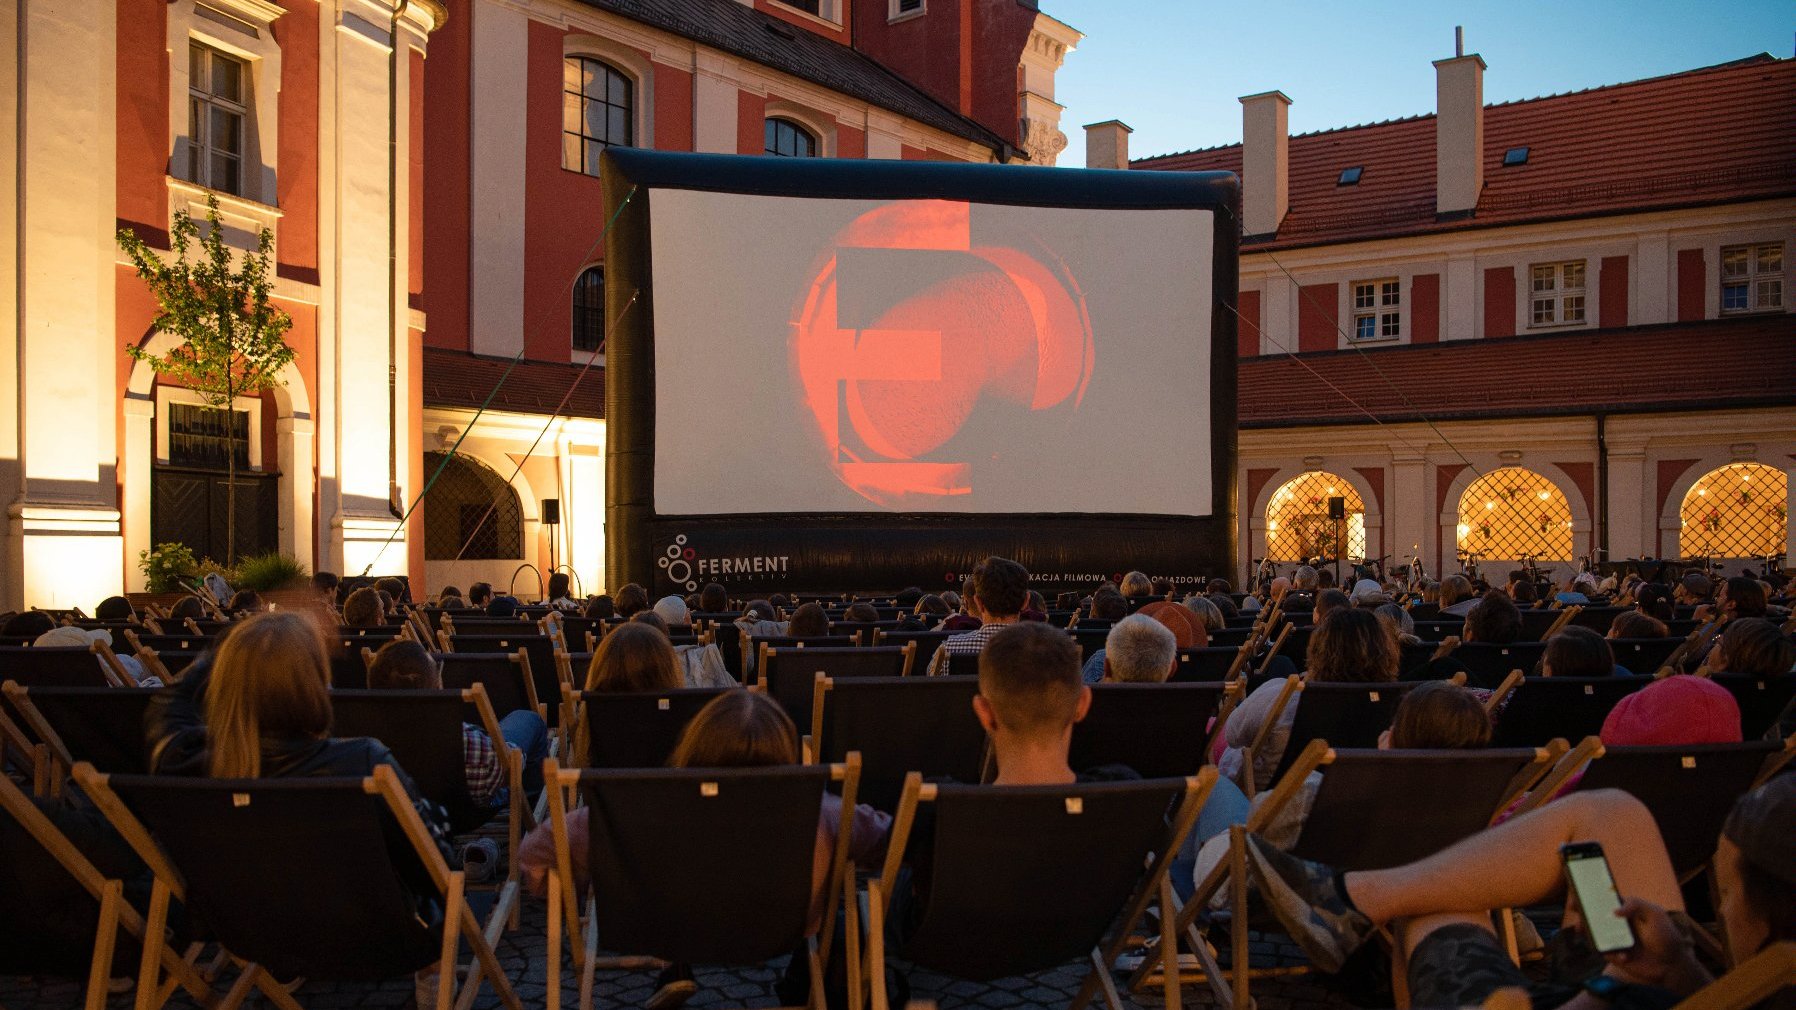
[563,57,633,177]
[764,118,818,158]
[1720,243,1783,313]
[188,42,247,195]
[1529,260,1587,327]
[1351,279,1400,340]
[573,266,604,353]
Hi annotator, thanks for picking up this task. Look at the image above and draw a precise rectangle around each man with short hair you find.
[1674,571,1714,607]
[467,582,493,608]
[927,556,1029,675]
[312,571,340,604]
[1097,614,1178,684]
[975,622,1121,785]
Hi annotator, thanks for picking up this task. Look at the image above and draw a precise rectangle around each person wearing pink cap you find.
[1601,675,1743,748]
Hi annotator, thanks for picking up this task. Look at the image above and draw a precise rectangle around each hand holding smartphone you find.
[1562,841,1637,954]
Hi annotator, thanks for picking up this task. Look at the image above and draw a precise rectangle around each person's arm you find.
[1224,679,1280,748]
[1601,898,1711,995]
[144,658,213,775]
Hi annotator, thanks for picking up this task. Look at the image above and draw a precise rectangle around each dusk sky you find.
[1047,0,1793,166]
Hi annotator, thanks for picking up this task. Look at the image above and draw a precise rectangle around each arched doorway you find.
[1677,463,1787,561]
[422,451,524,562]
[1265,471,1366,563]
[1456,467,1573,566]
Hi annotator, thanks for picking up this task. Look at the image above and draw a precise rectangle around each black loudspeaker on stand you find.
[541,498,561,525]
[1327,496,1346,520]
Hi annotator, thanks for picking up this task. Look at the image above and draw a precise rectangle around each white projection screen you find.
[600,149,1239,596]
[649,190,1214,517]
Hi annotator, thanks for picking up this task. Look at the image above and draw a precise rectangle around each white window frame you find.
[1720,242,1784,314]
[562,55,635,177]
[1350,278,1401,341]
[771,0,844,26]
[188,41,249,197]
[155,387,264,471]
[1528,259,1587,328]
[889,0,926,21]
[166,1,282,208]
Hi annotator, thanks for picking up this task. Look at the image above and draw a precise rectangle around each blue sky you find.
[1046,1,1793,166]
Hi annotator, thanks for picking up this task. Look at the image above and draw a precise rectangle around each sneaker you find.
[1242,834,1374,973]
[646,963,696,1010]
[1113,941,1203,973]
[458,838,499,884]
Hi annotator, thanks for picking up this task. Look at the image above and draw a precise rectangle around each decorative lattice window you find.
[1457,467,1573,562]
[422,452,523,561]
[1679,463,1787,559]
[1266,472,1367,562]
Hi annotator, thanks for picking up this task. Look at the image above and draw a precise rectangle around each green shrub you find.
[233,552,309,592]
[138,543,199,593]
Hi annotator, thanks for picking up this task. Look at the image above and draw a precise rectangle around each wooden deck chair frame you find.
[867,768,1216,1010]
[435,648,545,723]
[73,762,522,1010]
[540,755,865,1010]
[1670,942,1795,1010]
[0,691,54,796]
[1132,740,1559,1009]
[0,771,214,1010]
[4,681,156,796]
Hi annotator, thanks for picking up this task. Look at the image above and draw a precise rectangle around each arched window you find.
[1679,463,1787,559]
[572,266,604,352]
[563,56,633,176]
[764,117,817,158]
[423,452,523,561]
[1265,471,1365,562]
[1456,467,1572,563]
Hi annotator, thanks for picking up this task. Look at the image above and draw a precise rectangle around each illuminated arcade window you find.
[563,56,634,177]
[1265,472,1366,562]
[1678,463,1787,559]
[1456,467,1572,562]
[422,451,523,561]
[764,118,818,158]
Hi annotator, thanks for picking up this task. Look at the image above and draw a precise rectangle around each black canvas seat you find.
[1265,680,1419,787]
[1607,637,1682,675]
[125,632,211,655]
[761,645,912,725]
[1171,646,1243,682]
[1567,607,1630,632]
[1708,673,1796,739]
[1067,682,1229,778]
[542,760,862,1010]
[1410,619,1465,642]
[570,687,733,768]
[77,765,521,1010]
[1491,676,1650,746]
[445,634,561,722]
[0,646,119,688]
[4,684,155,778]
[870,771,1212,1010]
[871,629,956,653]
[944,650,983,677]
[1207,627,1254,648]
[329,686,520,836]
[810,675,986,812]
[1070,628,1110,661]
[745,635,860,685]
[436,651,543,724]
[1450,642,1549,687]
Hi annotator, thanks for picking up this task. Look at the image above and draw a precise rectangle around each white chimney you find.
[1083,120,1132,170]
[1238,90,1292,237]
[1434,53,1486,217]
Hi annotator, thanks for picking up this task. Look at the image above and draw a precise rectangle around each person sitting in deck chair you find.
[648,595,733,688]
[925,557,1029,676]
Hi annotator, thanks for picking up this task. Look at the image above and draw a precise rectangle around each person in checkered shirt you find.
[925,556,1030,676]
[367,640,548,808]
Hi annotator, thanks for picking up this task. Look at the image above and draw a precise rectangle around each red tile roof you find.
[421,348,605,419]
[1136,55,1796,249]
[1238,315,1795,428]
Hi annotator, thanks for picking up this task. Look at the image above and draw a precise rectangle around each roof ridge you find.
[1133,52,1786,166]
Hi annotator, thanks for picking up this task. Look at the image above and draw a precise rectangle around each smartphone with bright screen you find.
[1562,842,1637,953]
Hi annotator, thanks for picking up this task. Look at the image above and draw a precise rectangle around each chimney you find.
[1433,51,1486,217]
[1238,90,1292,238]
[1083,120,1132,170]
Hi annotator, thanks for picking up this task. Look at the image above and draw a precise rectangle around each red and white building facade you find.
[0,0,1080,608]
[1109,52,1795,584]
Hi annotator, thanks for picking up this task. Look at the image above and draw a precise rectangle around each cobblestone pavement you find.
[0,898,1359,1010]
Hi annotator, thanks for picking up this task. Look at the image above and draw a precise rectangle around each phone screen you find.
[1565,847,1636,953]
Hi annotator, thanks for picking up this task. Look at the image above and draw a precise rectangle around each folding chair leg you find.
[1389,925,1412,1010]
[578,897,599,1010]
[843,872,863,1010]
[249,971,306,1010]
[867,879,888,1010]
[805,937,826,1010]
[547,872,564,1010]
[216,965,262,1010]
[1160,876,1182,1010]
[1230,826,1252,1010]
[437,872,465,1010]
[85,880,124,1010]
[1085,947,1128,1010]
[135,876,172,1010]
[456,887,523,1010]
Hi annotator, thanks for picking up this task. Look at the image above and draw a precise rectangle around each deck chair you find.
[871,629,956,653]
[542,758,864,1010]
[1171,646,1244,683]
[1544,739,1794,881]
[4,683,155,786]
[810,676,986,813]
[1670,942,1794,1010]
[1450,643,1550,688]
[445,634,562,722]
[761,645,913,725]
[1137,744,1556,1010]
[944,650,983,678]
[0,644,128,687]
[1707,673,1796,739]
[1607,637,1682,675]
[746,635,861,686]
[1410,619,1465,642]
[870,770,1215,1010]
[1247,680,1419,794]
[76,763,522,1010]
[1490,677,1649,746]
[436,650,544,724]
[0,771,213,1010]
[1071,628,1111,661]
[567,686,733,768]
[1068,682,1233,778]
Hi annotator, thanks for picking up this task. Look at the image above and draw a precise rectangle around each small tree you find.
[119,195,294,565]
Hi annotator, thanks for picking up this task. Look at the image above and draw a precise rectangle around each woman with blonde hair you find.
[583,622,683,694]
[1119,570,1154,598]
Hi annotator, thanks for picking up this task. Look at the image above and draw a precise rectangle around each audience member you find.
[842,602,880,625]
[1020,590,1049,622]
[342,587,385,628]
[467,582,493,608]
[1089,589,1130,624]
[583,622,682,695]
[312,570,340,603]
[1090,614,1178,684]
[437,586,464,605]
[647,595,733,687]
[168,596,208,622]
[1607,610,1668,640]
[35,625,156,685]
[1438,575,1478,616]
[1315,568,1338,590]
[1462,590,1522,644]
[1119,570,1153,599]
[785,602,830,638]
[699,583,729,614]
[926,556,1028,675]
[546,572,580,611]
[225,590,263,615]
[613,583,650,619]
[1183,595,1226,633]
[1602,675,1741,747]
[367,639,549,804]
[93,596,135,622]
[1539,625,1615,678]
[1312,589,1352,623]
[486,595,520,618]
[1349,579,1387,608]
[1633,582,1675,622]
[1673,571,1714,607]
[584,595,616,620]
[1374,603,1422,647]
[1707,618,1796,680]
